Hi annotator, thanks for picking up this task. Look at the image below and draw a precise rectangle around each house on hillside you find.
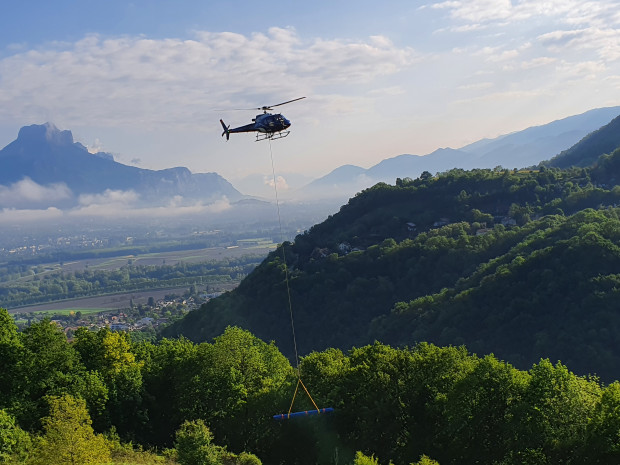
[338,242,352,254]
[136,317,154,328]
[500,217,517,226]
[110,323,129,332]
[311,247,330,260]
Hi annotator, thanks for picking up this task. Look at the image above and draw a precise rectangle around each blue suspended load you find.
[272,378,333,420]
[273,407,334,420]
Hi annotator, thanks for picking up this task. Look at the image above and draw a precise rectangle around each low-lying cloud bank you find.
[0,177,72,209]
[0,178,232,224]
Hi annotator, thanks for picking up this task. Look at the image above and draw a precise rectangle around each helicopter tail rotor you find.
[220,119,230,141]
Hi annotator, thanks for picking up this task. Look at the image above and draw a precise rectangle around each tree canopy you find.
[2,307,620,464]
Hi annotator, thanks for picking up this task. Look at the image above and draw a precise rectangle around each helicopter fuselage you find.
[220,113,291,141]
[253,113,291,133]
[220,97,304,141]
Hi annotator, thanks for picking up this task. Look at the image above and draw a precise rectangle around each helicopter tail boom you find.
[220,119,230,140]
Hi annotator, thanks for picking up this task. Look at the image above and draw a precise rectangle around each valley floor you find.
[7,286,229,314]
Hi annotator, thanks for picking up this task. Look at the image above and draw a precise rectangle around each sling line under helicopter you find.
[266,138,334,421]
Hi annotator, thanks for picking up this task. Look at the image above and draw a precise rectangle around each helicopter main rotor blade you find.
[216,97,306,112]
[262,97,306,110]
[214,107,258,111]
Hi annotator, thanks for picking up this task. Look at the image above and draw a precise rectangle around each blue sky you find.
[1,0,620,196]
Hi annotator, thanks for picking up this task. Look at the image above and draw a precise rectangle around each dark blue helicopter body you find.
[220,97,304,141]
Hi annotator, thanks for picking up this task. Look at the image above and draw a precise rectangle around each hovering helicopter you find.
[219,97,305,141]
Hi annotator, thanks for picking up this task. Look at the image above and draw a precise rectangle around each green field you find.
[18,308,108,316]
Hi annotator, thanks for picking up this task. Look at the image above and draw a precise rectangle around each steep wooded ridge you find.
[166,124,620,382]
[544,114,620,169]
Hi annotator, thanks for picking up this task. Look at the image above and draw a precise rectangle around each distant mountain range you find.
[297,106,620,200]
[4,107,620,211]
[0,123,242,209]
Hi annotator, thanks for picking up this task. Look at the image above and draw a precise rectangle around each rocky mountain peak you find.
[17,122,74,147]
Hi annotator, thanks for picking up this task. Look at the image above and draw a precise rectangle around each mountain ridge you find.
[0,122,243,208]
[544,113,620,168]
[297,106,620,200]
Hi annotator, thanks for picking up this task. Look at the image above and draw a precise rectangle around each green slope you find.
[373,209,620,380]
[164,150,620,381]
[544,114,620,168]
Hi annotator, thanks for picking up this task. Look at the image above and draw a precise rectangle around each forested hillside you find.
[3,312,620,464]
[166,148,620,381]
[544,114,620,168]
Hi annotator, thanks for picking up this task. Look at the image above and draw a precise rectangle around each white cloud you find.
[69,188,231,219]
[520,56,557,69]
[0,179,234,224]
[457,82,494,91]
[87,138,104,153]
[432,0,514,23]
[204,197,231,214]
[77,189,140,206]
[0,178,73,208]
[430,0,618,27]
[0,207,63,223]
[264,175,289,191]
[0,196,232,224]
[0,29,418,130]
[539,27,620,61]
[555,60,607,80]
[453,88,544,106]
[369,86,407,96]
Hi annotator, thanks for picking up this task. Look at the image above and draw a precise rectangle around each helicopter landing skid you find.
[256,131,290,142]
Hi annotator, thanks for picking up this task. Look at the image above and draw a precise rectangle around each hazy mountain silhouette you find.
[299,165,371,200]
[0,123,242,208]
[298,106,620,201]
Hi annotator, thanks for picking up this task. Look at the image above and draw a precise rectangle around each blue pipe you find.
[273,407,334,420]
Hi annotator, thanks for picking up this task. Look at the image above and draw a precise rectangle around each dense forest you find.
[0,257,263,308]
[166,147,620,382]
[3,310,620,464]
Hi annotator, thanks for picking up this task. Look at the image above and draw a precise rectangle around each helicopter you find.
[219,97,305,141]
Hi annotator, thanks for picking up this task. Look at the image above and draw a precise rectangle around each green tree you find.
[223,451,262,465]
[581,381,620,462]
[136,337,199,446]
[411,456,440,465]
[0,308,22,409]
[73,327,144,435]
[352,451,378,465]
[182,327,292,453]
[440,355,529,464]
[0,409,31,463]
[29,395,110,465]
[175,419,222,465]
[17,320,84,430]
[510,359,601,463]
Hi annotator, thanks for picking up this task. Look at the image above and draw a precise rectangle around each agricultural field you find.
[1,243,274,311]
[40,243,276,275]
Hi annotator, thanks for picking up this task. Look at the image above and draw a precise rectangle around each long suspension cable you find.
[268,138,301,374]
